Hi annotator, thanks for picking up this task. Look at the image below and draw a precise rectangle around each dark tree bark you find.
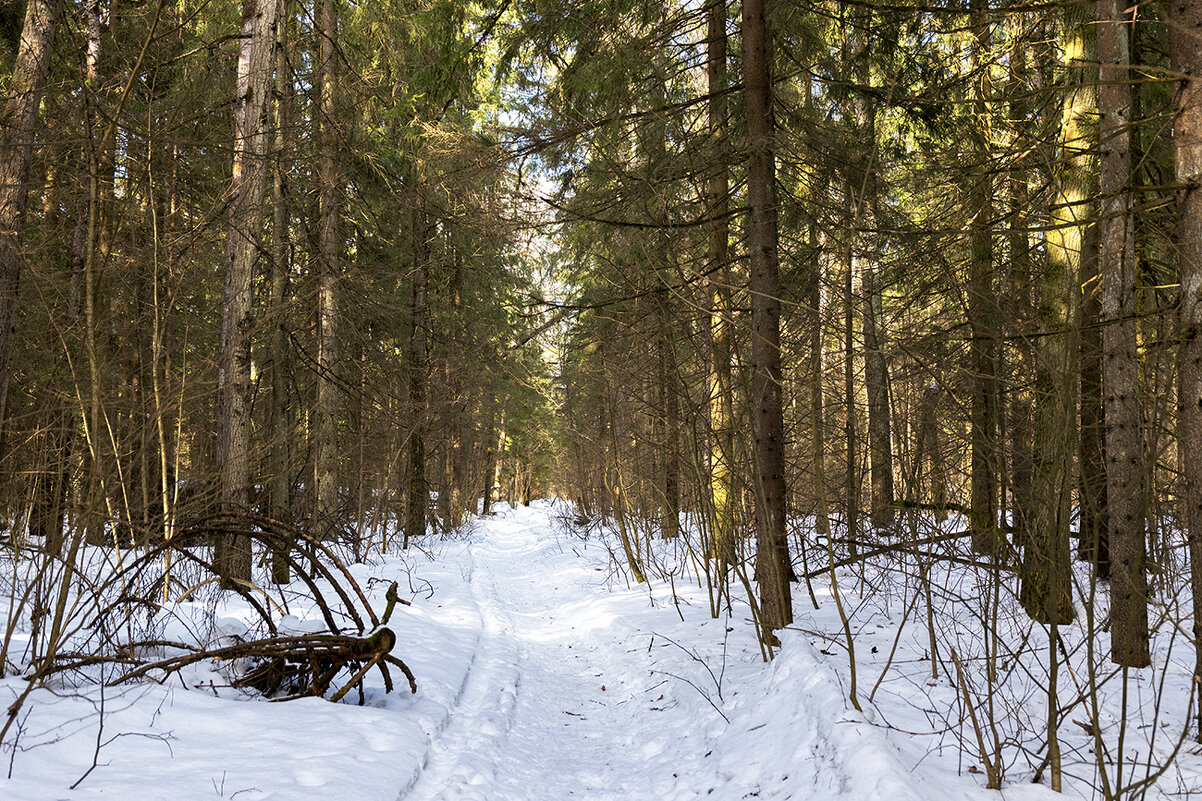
[861,259,894,531]
[850,17,894,533]
[313,0,341,537]
[706,0,735,569]
[968,0,999,554]
[1019,12,1086,625]
[268,4,294,583]
[1099,0,1149,667]
[447,249,467,528]
[742,0,793,635]
[658,325,680,539]
[404,202,429,549]
[1079,222,1110,575]
[1006,15,1036,551]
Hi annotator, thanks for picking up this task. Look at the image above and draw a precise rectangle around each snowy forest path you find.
[396,504,699,801]
[395,516,524,801]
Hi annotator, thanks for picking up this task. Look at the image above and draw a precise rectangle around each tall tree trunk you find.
[706,0,735,570]
[313,0,341,537]
[448,248,466,528]
[215,0,280,584]
[81,0,112,547]
[404,201,429,549]
[1079,221,1110,575]
[807,239,831,540]
[851,18,894,533]
[0,0,59,443]
[268,4,293,583]
[31,146,80,555]
[844,195,859,553]
[1099,0,1148,667]
[861,257,894,531]
[1019,11,1089,624]
[1007,15,1035,551]
[1171,0,1202,735]
[742,0,793,636]
[968,0,999,553]
[483,406,504,518]
[658,324,680,539]
[800,74,831,540]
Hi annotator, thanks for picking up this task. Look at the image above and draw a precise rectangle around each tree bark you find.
[215,0,280,584]
[968,0,999,553]
[1007,15,1036,550]
[861,258,894,531]
[81,0,112,547]
[851,17,894,533]
[1079,221,1110,575]
[404,201,429,549]
[268,4,294,583]
[447,248,466,528]
[807,220,831,537]
[1099,0,1149,667]
[0,0,60,445]
[1019,12,1088,624]
[1171,0,1202,733]
[706,0,735,569]
[313,0,341,538]
[742,0,793,635]
[658,325,680,538]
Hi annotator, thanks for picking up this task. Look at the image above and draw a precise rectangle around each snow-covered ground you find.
[0,501,1178,799]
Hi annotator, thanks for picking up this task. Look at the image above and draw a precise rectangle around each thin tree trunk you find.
[1007,16,1035,549]
[742,0,793,636]
[313,0,340,537]
[81,0,110,547]
[706,0,735,569]
[844,201,859,552]
[968,0,999,553]
[404,201,429,549]
[31,159,80,555]
[851,19,894,533]
[808,219,831,538]
[448,248,466,527]
[1079,221,1110,575]
[268,5,293,583]
[658,326,680,539]
[483,406,504,518]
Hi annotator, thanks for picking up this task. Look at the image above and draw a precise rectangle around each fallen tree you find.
[3,513,417,746]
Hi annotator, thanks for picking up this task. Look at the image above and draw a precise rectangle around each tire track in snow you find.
[398,507,710,801]
[396,533,522,801]
[462,513,689,801]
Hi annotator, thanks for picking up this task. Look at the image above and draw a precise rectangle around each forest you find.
[2,0,1202,797]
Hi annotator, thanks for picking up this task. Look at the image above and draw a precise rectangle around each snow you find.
[0,501,1173,799]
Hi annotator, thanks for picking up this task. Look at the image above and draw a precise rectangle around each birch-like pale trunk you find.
[215,0,280,584]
